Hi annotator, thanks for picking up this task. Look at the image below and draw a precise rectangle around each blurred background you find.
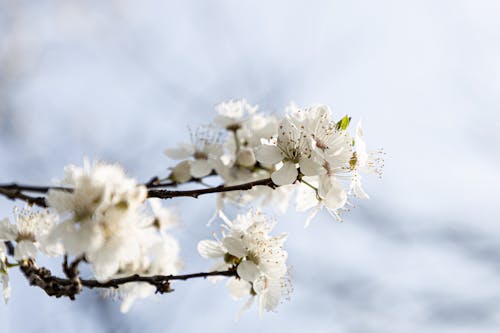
[0,1,499,332]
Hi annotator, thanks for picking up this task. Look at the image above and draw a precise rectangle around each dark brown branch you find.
[0,187,48,207]
[19,259,236,300]
[0,183,69,193]
[0,178,277,207]
[148,178,276,199]
[80,269,237,290]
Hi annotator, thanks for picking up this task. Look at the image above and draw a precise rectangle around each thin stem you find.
[300,178,321,201]
[18,258,236,299]
[147,178,275,199]
[81,270,236,289]
[0,177,277,207]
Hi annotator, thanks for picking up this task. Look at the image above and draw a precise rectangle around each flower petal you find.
[1,273,10,304]
[324,181,347,211]
[299,157,319,176]
[255,145,283,165]
[351,173,369,199]
[0,218,17,241]
[164,145,194,159]
[227,277,251,300]
[190,159,213,178]
[271,161,298,185]
[197,240,226,259]
[14,240,38,261]
[237,260,260,282]
[222,237,247,258]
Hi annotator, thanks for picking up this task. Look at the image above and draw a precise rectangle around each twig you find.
[19,259,236,300]
[147,178,276,199]
[0,187,48,207]
[0,178,277,207]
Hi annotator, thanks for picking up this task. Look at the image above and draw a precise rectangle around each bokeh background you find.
[1,1,499,332]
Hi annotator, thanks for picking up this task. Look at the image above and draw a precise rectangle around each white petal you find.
[0,218,17,241]
[1,273,10,304]
[170,160,192,183]
[255,145,283,165]
[222,237,247,258]
[260,282,282,312]
[271,161,298,185]
[304,204,321,228]
[92,251,120,282]
[164,145,194,159]
[352,174,369,199]
[295,182,318,212]
[253,275,269,294]
[14,240,38,261]
[237,261,260,282]
[197,240,226,259]
[299,157,319,176]
[324,182,347,211]
[190,159,213,178]
[236,296,255,321]
[227,277,251,300]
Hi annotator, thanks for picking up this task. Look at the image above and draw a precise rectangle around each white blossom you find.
[214,99,258,130]
[0,206,61,260]
[256,116,316,185]
[349,120,384,199]
[149,198,179,233]
[165,126,224,178]
[114,232,182,313]
[0,244,10,303]
[47,160,150,281]
[198,210,291,316]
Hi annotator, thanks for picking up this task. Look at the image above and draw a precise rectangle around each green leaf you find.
[335,115,351,131]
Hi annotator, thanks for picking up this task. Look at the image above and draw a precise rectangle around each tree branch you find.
[147,178,276,199]
[0,187,48,207]
[0,178,277,207]
[19,259,236,300]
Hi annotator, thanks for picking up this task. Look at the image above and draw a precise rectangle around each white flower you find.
[165,126,224,178]
[0,206,61,260]
[198,210,290,316]
[115,233,182,313]
[349,121,384,199]
[296,175,348,226]
[256,116,318,185]
[47,160,149,281]
[214,99,258,130]
[0,244,10,303]
[169,160,192,183]
[149,198,179,233]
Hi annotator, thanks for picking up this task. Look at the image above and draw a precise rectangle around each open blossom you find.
[114,232,182,313]
[198,210,291,316]
[256,104,356,186]
[349,120,383,199]
[296,175,348,226]
[165,126,224,179]
[46,160,150,281]
[0,244,10,303]
[149,198,179,233]
[0,206,62,260]
[256,116,317,185]
[214,99,258,130]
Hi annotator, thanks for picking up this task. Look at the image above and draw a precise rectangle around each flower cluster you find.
[165,100,382,225]
[0,99,381,317]
[198,211,291,317]
[0,206,61,261]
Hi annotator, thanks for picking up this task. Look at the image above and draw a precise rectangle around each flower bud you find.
[236,147,256,167]
[170,161,192,183]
